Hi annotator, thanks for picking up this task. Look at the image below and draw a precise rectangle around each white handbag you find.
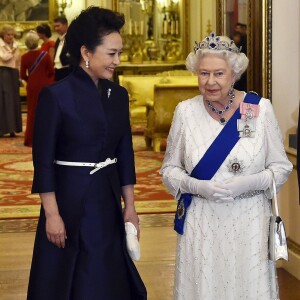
[125,222,141,261]
[269,179,288,261]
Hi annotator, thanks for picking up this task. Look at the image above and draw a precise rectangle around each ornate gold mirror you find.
[113,0,189,63]
[216,0,272,99]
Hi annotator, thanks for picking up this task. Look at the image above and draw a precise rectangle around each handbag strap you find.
[272,178,279,216]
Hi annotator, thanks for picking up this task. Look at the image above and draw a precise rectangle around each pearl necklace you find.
[206,89,235,125]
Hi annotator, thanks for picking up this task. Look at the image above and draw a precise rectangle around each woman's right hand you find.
[39,192,67,248]
[45,214,67,248]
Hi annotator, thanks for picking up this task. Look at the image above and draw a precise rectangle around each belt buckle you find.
[94,162,102,169]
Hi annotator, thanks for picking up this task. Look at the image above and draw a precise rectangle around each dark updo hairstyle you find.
[36,23,52,38]
[65,6,125,66]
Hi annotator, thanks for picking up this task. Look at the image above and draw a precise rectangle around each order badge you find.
[237,119,256,138]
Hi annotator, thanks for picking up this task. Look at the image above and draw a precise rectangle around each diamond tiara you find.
[194,32,241,54]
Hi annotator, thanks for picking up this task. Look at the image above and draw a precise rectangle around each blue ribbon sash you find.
[28,51,47,75]
[174,92,261,234]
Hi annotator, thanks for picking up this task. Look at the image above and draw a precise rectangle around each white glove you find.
[125,222,140,261]
[180,176,233,203]
[224,170,273,198]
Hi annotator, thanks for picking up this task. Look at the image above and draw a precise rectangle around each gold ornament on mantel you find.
[130,35,144,64]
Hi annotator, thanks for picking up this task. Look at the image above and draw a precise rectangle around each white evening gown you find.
[160,95,292,300]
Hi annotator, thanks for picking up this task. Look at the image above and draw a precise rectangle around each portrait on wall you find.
[0,0,49,22]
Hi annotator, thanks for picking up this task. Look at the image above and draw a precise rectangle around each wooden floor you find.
[0,214,300,300]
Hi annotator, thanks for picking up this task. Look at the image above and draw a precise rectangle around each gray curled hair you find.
[186,35,249,81]
[24,30,40,50]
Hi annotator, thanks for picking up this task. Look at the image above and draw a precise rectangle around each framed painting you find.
[0,0,58,31]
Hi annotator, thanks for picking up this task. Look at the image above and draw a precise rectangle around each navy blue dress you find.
[27,67,147,300]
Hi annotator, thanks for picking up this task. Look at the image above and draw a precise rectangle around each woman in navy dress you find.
[27,7,147,300]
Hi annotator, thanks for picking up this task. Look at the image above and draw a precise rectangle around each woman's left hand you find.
[224,170,272,198]
[123,205,140,240]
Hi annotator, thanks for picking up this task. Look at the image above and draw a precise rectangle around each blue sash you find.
[174,92,261,234]
[28,51,47,75]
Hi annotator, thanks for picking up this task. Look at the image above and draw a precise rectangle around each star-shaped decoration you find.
[227,158,245,174]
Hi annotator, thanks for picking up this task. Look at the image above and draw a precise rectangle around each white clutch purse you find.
[269,179,288,261]
[125,222,141,261]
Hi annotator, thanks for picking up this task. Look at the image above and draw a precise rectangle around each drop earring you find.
[85,60,90,68]
[229,82,235,96]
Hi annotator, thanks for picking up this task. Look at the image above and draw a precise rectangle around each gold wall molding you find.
[288,238,300,256]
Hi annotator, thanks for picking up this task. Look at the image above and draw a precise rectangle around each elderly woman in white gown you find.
[160,32,292,300]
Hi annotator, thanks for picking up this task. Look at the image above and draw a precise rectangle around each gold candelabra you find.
[56,0,73,16]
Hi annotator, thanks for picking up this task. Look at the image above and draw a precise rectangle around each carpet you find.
[0,117,176,220]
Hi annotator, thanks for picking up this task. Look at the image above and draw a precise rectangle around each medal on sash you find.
[227,157,245,174]
[238,102,260,138]
[237,119,256,137]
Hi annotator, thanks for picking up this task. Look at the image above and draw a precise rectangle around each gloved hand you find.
[224,170,273,198]
[180,176,233,203]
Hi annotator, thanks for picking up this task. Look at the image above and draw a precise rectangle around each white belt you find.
[54,158,117,175]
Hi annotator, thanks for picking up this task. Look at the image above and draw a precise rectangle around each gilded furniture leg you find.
[153,137,161,152]
[145,136,152,148]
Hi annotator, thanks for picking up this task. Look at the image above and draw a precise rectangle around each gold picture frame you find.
[216,0,272,99]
